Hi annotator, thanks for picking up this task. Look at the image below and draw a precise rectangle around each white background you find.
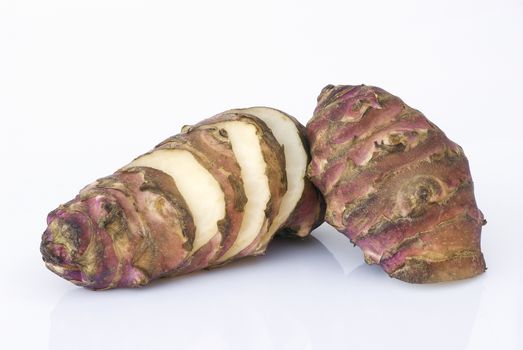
[1,1,522,349]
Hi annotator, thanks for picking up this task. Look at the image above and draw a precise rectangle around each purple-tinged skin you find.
[41,168,195,289]
[281,178,325,237]
[42,195,122,289]
[111,169,194,280]
[307,84,486,283]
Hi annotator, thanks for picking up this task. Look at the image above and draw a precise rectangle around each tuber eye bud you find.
[396,176,446,217]
[181,125,193,133]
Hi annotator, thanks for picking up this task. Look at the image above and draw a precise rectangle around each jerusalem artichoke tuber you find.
[306,84,486,283]
[40,109,324,289]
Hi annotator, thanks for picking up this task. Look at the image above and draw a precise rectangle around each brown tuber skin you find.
[307,84,486,283]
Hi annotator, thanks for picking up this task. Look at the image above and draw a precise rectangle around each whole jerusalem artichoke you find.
[307,84,486,283]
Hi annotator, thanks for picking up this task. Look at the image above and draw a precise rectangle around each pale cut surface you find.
[211,121,271,262]
[126,149,225,253]
[237,107,307,236]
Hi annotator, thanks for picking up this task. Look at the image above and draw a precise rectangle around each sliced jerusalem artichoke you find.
[190,112,287,262]
[41,108,323,289]
[125,149,227,272]
[153,126,247,272]
[41,167,196,289]
[307,84,486,283]
[231,107,325,244]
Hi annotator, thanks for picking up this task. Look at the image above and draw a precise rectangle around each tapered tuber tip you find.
[41,210,92,286]
[40,193,130,290]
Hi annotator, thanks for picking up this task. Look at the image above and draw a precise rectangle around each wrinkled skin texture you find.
[41,110,323,290]
[307,84,486,283]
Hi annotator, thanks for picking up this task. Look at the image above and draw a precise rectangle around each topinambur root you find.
[40,108,324,289]
[306,84,486,283]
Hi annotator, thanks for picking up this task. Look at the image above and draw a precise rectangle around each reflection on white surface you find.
[50,226,485,350]
[50,233,343,350]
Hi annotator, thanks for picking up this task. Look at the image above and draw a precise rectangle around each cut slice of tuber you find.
[233,107,309,246]
[155,126,247,272]
[126,149,225,254]
[200,120,272,263]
